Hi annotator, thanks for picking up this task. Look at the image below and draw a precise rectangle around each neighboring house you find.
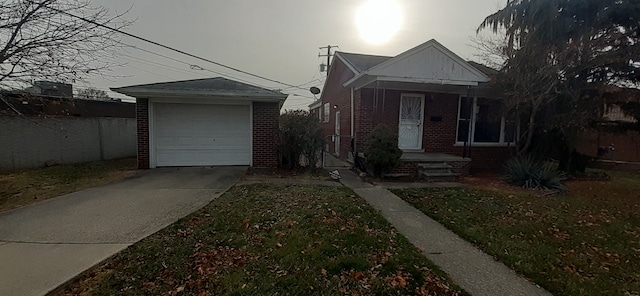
[112,77,287,169]
[311,39,515,176]
[576,86,640,162]
[0,90,134,117]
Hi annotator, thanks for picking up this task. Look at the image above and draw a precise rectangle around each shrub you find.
[276,110,324,171]
[364,125,403,177]
[504,156,567,192]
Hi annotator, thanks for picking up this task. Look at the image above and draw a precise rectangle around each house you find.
[311,39,515,176]
[111,77,287,169]
[575,86,640,163]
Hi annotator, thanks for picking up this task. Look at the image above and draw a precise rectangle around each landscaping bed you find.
[392,170,640,296]
[58,184,467,296]
[0,158,138,212]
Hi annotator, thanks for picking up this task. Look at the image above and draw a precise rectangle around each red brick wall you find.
[358,89,513,172]
[319,61,514,172]
[319,58,356,157]
[136,98,150,169]
[389,160,471,176]
[253,102,279,168]
[354,88,375,154]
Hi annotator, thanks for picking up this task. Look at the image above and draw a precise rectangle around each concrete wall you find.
[0,116,136,171]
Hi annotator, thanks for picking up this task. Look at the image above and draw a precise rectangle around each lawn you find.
[393,170,640,296]
[58,184,467,296]
[0,158,138,212]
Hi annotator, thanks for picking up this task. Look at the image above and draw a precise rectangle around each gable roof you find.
[336,52,391,73]
[341,39,490,88]
[111,77,287,100]
[466,61,498,76]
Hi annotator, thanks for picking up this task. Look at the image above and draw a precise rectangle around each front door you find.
[398,94,424,150]
[334,111,341,156]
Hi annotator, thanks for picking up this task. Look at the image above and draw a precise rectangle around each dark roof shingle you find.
[111,77,286,98]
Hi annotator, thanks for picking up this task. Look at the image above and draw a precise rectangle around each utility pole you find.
[319,45,338,72]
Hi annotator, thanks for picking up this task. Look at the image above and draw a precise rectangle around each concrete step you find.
[418,168,454,175]
[420,171,461,178]
[420,170,460,182]
[417,162,453,169]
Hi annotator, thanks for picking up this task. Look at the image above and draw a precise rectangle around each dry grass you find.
[58,184,468,296]
[393,170,640,296]
[0,158,138,212]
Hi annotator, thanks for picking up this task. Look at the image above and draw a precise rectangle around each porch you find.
[386,152,471,180]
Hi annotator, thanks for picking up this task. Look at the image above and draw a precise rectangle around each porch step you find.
[417,163,453,169]
[421,172,461,178]
[418,162,459,181]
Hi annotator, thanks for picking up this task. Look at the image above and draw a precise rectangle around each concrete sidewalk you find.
[338,169,551,296]
[0,166,246,296]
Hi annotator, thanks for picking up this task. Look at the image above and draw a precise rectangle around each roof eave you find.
[344,75,485,90]
[110,88,287,102]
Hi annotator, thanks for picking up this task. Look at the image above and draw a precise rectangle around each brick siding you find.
[319,58,355,158]
[320,59,513,173]
[136,98,150,169]
[253,102,279,168]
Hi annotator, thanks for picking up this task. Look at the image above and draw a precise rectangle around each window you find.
[456,97,517,145]
[323,103,330,123]
[318,107,322,121]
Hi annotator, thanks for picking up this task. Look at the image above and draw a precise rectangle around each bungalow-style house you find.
[112,77,287,169]
[311,39,516,176]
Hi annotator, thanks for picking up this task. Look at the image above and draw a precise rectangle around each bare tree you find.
[0,0,129,88]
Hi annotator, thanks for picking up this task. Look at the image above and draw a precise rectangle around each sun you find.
[356,0,403,45]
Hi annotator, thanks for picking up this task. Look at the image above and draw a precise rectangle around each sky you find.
[85,0,506,110]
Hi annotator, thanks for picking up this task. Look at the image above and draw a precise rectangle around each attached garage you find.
[111,78,287,169]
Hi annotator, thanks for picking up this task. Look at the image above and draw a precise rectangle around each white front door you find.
[398,94,424,150]
[334,111,341,156]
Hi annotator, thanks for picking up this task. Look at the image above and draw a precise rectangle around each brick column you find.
[252,102,279,168]
[136,98,150,169]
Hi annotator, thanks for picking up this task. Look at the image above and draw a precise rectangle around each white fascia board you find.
[346,75,479,90]
[308,100,322,109]
[375,76,480,86]
[334,52,361,75]
[111,89,286,101]
[343,73,366,87]
[118,92,285,103]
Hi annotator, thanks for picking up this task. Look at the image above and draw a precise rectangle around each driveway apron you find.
[0,166,246,296]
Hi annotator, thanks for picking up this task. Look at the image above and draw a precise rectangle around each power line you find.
[121,54,209,77]
[47,6,312,92]
[124,45,273,89]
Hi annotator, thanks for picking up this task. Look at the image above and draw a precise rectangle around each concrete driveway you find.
[0,166,246,296]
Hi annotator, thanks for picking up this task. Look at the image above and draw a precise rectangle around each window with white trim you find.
[323,103,330,123]
[456,97,517,145]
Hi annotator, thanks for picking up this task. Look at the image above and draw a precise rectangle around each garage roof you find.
[111,77,287,100]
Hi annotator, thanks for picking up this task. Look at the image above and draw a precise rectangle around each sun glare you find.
[356,0,403,45]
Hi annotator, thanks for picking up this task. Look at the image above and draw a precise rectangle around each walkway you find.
[337,168,551,296]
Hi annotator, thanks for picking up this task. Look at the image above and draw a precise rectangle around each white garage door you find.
[153,103,250,166]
